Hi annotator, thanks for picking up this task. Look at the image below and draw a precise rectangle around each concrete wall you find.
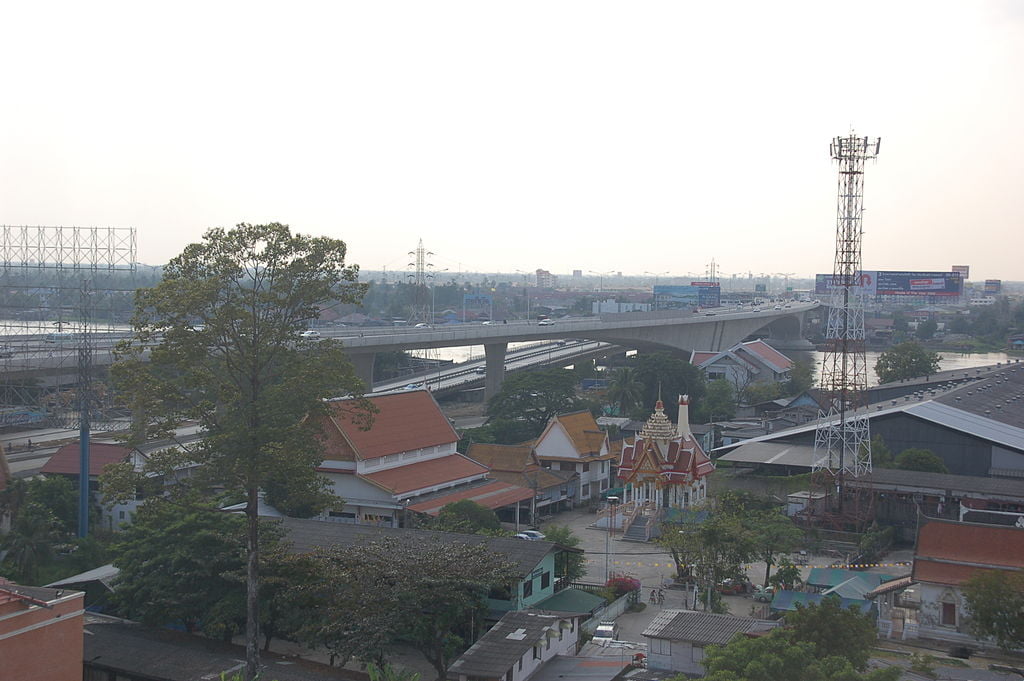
[646,637,706,677]
[0,591,84,681]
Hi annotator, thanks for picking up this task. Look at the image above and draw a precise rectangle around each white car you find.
[515,530,546,541]
[538,319,554,326]
[403,383,424,391]
[299,330,321,339]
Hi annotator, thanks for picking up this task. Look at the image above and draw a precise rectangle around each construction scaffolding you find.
[812,134,881,526]
[0,226,137,430]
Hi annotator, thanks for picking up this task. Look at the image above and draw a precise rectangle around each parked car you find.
[751,586,775,602]
[593,621,618,642]
[515,530,546,541]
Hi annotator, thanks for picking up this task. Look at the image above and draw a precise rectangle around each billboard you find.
[815,271,964,298]
[755,283,767,293]
[952,265,970,279]
[984,279,1002,294]
[654,284,720,310]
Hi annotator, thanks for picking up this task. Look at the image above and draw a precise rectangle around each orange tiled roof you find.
[40,442,133,477]
[361,453,487,495]
[555,411,607,455]
[466,443,535,473]
[406,480,534,516]
[323,391,458,460]
[912,520,1024,586]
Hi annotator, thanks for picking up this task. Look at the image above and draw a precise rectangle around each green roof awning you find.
[532,587,606,614]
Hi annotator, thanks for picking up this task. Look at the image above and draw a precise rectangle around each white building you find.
[534,410,615,503]
[448,610,581,681]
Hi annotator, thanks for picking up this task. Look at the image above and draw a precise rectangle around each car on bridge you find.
[538,319,554,326]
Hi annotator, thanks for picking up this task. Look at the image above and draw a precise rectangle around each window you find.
[523,579,534,598]
[519,656,523,671]
[118,510,125,520]
[941,601,956,626]
[582,462,590,473]
[533,645,541,660]
[651,638,670,655]
[546,635,551,650]
[541,572,551,590]
[560,462,575,472]
[601,461,607,474]
[582,483,590,497]
[505,670,513,681]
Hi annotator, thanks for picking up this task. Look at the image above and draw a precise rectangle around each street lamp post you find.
[589,270,615,294]
[604,495,619,582]
[644,271,669,286]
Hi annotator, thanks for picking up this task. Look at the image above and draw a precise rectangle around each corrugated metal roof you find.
[448,610,575,678]
[904,401,1024,452]
[717,442,818,468]
[642,609,778,645]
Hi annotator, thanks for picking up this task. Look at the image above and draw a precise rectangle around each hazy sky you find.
[1,1,1021,280]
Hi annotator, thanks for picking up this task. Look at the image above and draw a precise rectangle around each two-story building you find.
[315,390,534,526]
[0,580,84,681]
[533,411,615,503]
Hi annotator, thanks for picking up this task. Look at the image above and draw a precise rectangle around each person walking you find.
[649,589,657,605]
[657,588,665,605]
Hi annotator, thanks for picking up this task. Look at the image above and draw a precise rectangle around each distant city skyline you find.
[1,2,1021,280]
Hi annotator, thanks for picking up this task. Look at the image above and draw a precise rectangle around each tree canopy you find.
[874,342,941,383]
[486,368,582,431]
[107,223,371,680]
[702,595,895,681]
[701,379,737,421]
[294,538,519,680]
[432,500,503,534]
[632,352,706,421]
[894,448,948,474]
[962,570,1024,650]
[542,524,586,581]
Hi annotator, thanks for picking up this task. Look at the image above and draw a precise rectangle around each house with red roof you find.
[908,519,1024,646]
[466,443,577,521]
[690,339,793,397]
[40,441,147,531]
[316,390,533,527]
[615,396,714,540]
[533,410,615,503]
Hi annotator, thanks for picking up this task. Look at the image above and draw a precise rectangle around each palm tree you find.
[1,502,62,583]
[606,367,644,416]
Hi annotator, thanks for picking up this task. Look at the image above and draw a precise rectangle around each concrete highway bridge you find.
[0,303,817,399]
[334,302,816,398]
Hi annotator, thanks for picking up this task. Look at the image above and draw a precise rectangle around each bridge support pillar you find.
[484,342,507,402]
[349,352,376,390]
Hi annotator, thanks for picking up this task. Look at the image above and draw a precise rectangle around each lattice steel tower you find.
[814,134,881,490]
[407,238,434,322]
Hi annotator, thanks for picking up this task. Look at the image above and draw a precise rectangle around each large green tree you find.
[108,223,371,680]
[606,367,645,416]
[702,631,898,681]
[111,499,248,634]
[633,353,706,421]
[543,524,586,581]
[296,538,518,680]
[894,448,948,474]
[702,379,737,421]
[785,596,879,670]
[749,510,803,588]
[486,368,582,431]
[962,570,1024,651]
[432,500,503,534]
[874,342,941,383]
[658,513,754,611]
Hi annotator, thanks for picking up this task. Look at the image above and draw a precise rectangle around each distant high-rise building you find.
[572,269,583,278]
[536,269,556,289]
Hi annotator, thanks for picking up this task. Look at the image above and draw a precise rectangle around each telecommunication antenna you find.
[813,135,881,506]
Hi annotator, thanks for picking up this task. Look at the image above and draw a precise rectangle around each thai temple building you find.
[617,395,715,513]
